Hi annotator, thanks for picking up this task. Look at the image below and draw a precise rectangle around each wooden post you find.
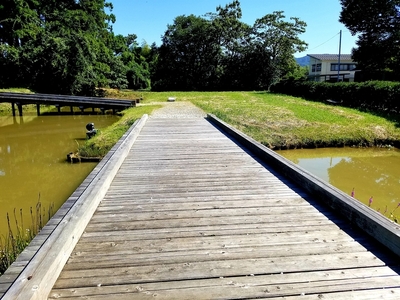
[36,104,40,116]
[55,104,61,114]
[11,102,16,117]
[70,106,73,113]
[17,103,23,116]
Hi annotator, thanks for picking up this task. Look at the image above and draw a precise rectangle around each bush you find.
[271,80,400,114]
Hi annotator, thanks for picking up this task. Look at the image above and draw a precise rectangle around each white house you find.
[307,54,357,82]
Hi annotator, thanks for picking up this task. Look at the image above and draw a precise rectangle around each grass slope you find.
[139,91,400,149]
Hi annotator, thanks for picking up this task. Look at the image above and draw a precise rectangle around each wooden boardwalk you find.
[46,112,400,299]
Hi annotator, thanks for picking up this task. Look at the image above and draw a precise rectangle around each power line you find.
[307,32,340,52]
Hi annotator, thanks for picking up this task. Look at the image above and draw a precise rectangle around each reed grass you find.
[0,198,54,276]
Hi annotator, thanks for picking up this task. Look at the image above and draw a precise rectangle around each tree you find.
[152,14,220,90]
[0,0,130,94]
[251,11,307,89]
[339,0,400,80]
[0,0,43,87]
[152,1,307,91]
[206,0,251,90]
[119,36,153,90]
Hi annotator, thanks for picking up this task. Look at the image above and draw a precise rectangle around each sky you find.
[109,0,358,58]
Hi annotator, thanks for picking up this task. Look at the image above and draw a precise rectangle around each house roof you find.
[308,54,353,61]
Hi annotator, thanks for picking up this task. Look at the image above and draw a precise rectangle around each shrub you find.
[271,80,400,115]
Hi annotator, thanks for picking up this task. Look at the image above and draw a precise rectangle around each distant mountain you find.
[295,56,310,67]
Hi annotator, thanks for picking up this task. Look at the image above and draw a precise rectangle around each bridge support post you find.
[17,103,23,116]
[55,104,61,114]
[70,106,73,113]
[36,104,40,116]
[11,102,16,117]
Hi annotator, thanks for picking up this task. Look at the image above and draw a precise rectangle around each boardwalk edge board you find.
[206,113,400,257]
[0,114,149,300]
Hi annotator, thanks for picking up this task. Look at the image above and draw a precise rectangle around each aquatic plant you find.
[351,188,399,224]
[0,200,54,276]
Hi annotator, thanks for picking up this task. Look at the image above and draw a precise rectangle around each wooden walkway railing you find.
[1,107,400,299]
[0,92,138,116]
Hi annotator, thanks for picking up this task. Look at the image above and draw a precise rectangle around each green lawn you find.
[139,91,400,149]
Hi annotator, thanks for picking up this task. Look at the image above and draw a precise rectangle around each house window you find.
[312,63,321,72]
[330,63,356,71]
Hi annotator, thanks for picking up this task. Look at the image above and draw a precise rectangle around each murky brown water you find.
[0,114,119,237]
[277,147,400,219]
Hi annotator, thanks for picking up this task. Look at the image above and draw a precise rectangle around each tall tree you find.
[152,14,219,90]
[339,0,400,80]
[0,0,43,87]
[206,0,251,89]
[251,11,307,89]
[152,1,307,91]
[0,0,129,94]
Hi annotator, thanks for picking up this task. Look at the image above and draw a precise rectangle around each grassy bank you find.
[77,104,161,157]
[138,91,400,149]
[2,88,400,149]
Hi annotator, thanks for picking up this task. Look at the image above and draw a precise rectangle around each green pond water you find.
[276,147,400,220]
[0,114,119,238]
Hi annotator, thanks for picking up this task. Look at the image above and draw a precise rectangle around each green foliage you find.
[271,80,400,116]
[0,0,153,95]
[251,11,307,88]
[152,1,307,91]
[152,14,221,91]
[339,0,400,80]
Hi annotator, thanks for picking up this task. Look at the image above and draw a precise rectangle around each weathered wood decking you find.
[44,114,400,299]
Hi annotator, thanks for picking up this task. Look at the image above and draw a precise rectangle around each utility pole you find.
[337,30,342,82]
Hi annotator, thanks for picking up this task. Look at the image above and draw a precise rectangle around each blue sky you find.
[109,0,357,58]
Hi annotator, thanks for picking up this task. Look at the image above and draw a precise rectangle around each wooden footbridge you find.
[1,103,400,299]
[0,92,139,116]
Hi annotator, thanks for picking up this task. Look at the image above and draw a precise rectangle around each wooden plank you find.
[78,222,348,241]
[70,231,357,256]
[54,252,387,288]
[96,197,313,211]
[87,206,327,222]
[64,241,370,270]
[269,288,400,299]
[49,279,400,300]
[49,267,400,298]
[81,214,334,232]
[101,193,311,203]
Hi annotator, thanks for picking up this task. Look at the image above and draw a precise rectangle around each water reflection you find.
[277,147,400,217]
[0,114,119,237]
